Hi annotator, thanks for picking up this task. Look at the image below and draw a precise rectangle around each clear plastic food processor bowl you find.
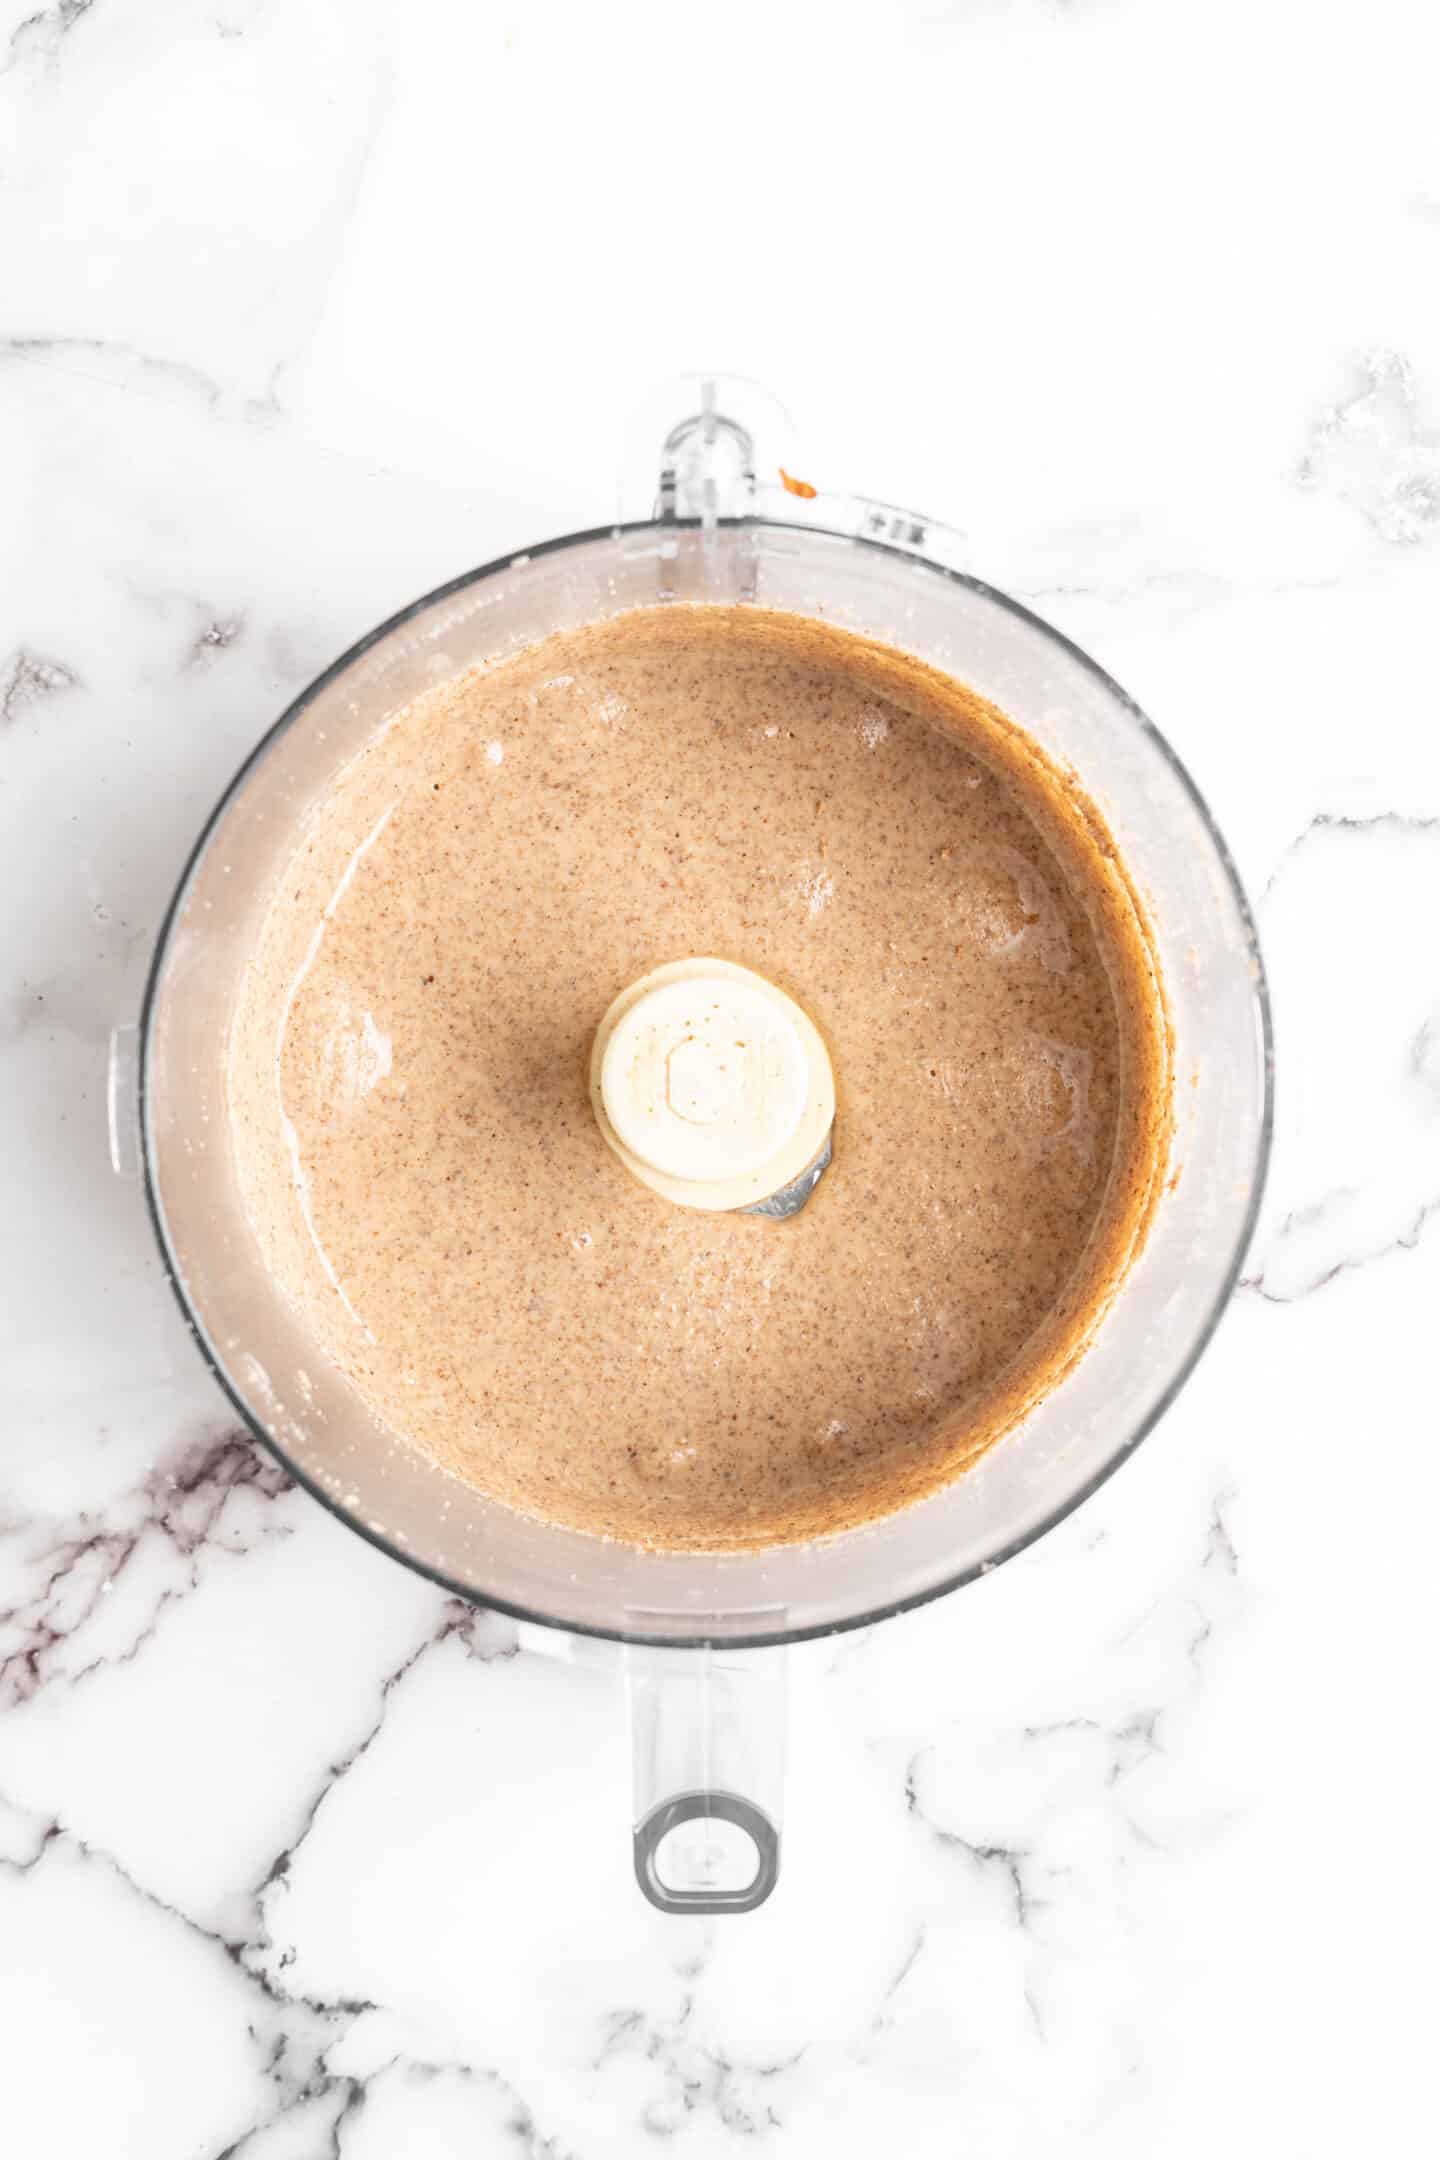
[112,384,1271,1911]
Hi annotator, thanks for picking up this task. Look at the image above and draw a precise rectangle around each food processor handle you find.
[625,1640,785,1914]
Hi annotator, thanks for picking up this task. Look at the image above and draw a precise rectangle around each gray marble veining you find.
[2,1,1437,2153]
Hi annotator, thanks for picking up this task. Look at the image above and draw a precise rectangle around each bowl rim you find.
[139,513,1275,1649]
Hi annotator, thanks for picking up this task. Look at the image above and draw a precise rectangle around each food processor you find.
[110,379,1272,1912]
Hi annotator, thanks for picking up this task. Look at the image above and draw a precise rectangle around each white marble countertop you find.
[3,2,1438,2153]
